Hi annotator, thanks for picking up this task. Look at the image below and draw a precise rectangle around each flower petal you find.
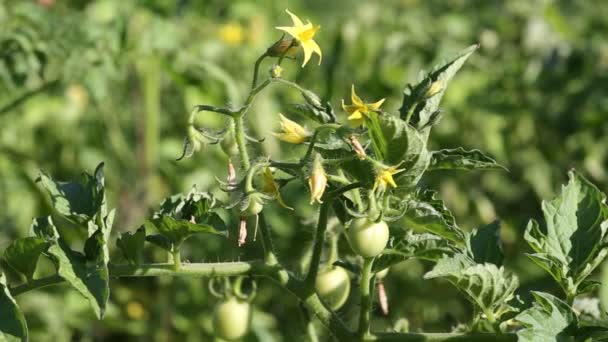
[301,40,313,66]
[368,98,386,111]
[347,110,363,120]
[276,26,300,40]
[351,85,364,106]
[302,39,322,65]
[285,9,304,27]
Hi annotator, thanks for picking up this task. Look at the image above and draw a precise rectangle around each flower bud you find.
[308,155,327,204]
[301,89,323,109]
[266,37,298,57]
[270,65,283,78]
[273,113,310,144]
[425,80,443,98]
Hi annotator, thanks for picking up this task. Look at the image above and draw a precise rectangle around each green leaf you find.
[116,226,146,265]
[402,189,466,245]
[2,237,49,282]
[40,217,109,319]
[145,234,173,252]
[524,170,608,296]
[0,273,28,342]
[514,291,577,342]
[466,220,504,266]
[374,231,455,272]
[424,255,519,323]
[399,44,478,130]
[427,148,507,172]
[155,188,227,231]
[48,240,109,319]
[144,216,225,248]
[37,162,106,224]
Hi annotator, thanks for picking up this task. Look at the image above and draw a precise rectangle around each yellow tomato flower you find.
[218,22,244,46]
[273,113,310,144]
[342,85,385,127]
[308,156,327,204]
[276,9,322,67]
[373,164,405,192]
[262,167,293,210]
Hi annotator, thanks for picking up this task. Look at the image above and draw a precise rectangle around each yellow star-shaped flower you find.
[273,113,310,144]
[341,85,385,127]
[276,9,322,67]
[373,165,405,192]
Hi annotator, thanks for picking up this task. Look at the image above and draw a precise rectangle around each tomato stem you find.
[358,257,375,339]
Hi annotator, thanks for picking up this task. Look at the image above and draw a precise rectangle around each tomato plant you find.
[1,4,608,342]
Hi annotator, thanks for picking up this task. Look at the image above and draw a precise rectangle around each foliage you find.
[1,1,608,342]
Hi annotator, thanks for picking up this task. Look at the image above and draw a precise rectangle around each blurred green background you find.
[1,0,607,340]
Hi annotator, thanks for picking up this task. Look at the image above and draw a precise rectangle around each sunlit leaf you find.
[515,291,576,342]
[374,231,455,272]
[428,148,507,172]
[524,170,608,296]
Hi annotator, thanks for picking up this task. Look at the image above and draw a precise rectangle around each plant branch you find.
[10,261,282,297]
[358,257,375,339]
[233,116,251,169]
[305,201,330,287]
[251,52,268,90]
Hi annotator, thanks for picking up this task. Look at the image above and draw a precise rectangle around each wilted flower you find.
[373,164,405,192]
[276,9,322,67]
[342,85,385,127]
[308,155,327,204]
[349,135,367,160]
[238,217,247,247]
[262,167,293,210]
[273,113,310,144]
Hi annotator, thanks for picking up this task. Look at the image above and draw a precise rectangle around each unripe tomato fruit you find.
[315,266,351,310]
[220,134,239,156]
[240,193,264,217]
[346,218,389,258]
[213,297,251,341]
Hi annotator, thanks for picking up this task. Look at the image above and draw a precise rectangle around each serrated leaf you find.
[425,255,519,323]
[466,220,504,266]
[41,218,109,319]
[145,234,173,252]
[524,170,608,296]
[402,189,465,245]
[374,231,455,272]
[2,237,49,281]
[48,240,109,319]
[116,226,146,265]
[515,292,577,342]
[0,273,28,342]
[399,44,478,130]
[37,162,106,224]
[364,113,432,188]
[144,216,224,248]
[428,148,507,172]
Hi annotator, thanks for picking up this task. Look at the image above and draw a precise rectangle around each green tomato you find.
[240,193,264,217]
[213,297,251,341]
[315,266,351,310]
[346,218,389,258]
[220,134,239,156]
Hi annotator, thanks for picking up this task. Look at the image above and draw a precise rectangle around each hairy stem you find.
[359,257,375,339]
[172,249,181,271]
[234,116,250,170]
[305,201,330,287]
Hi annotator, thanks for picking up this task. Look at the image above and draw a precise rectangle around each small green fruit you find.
[315,266,351,310]
[346,219,389,258]
[213,297,251,341]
